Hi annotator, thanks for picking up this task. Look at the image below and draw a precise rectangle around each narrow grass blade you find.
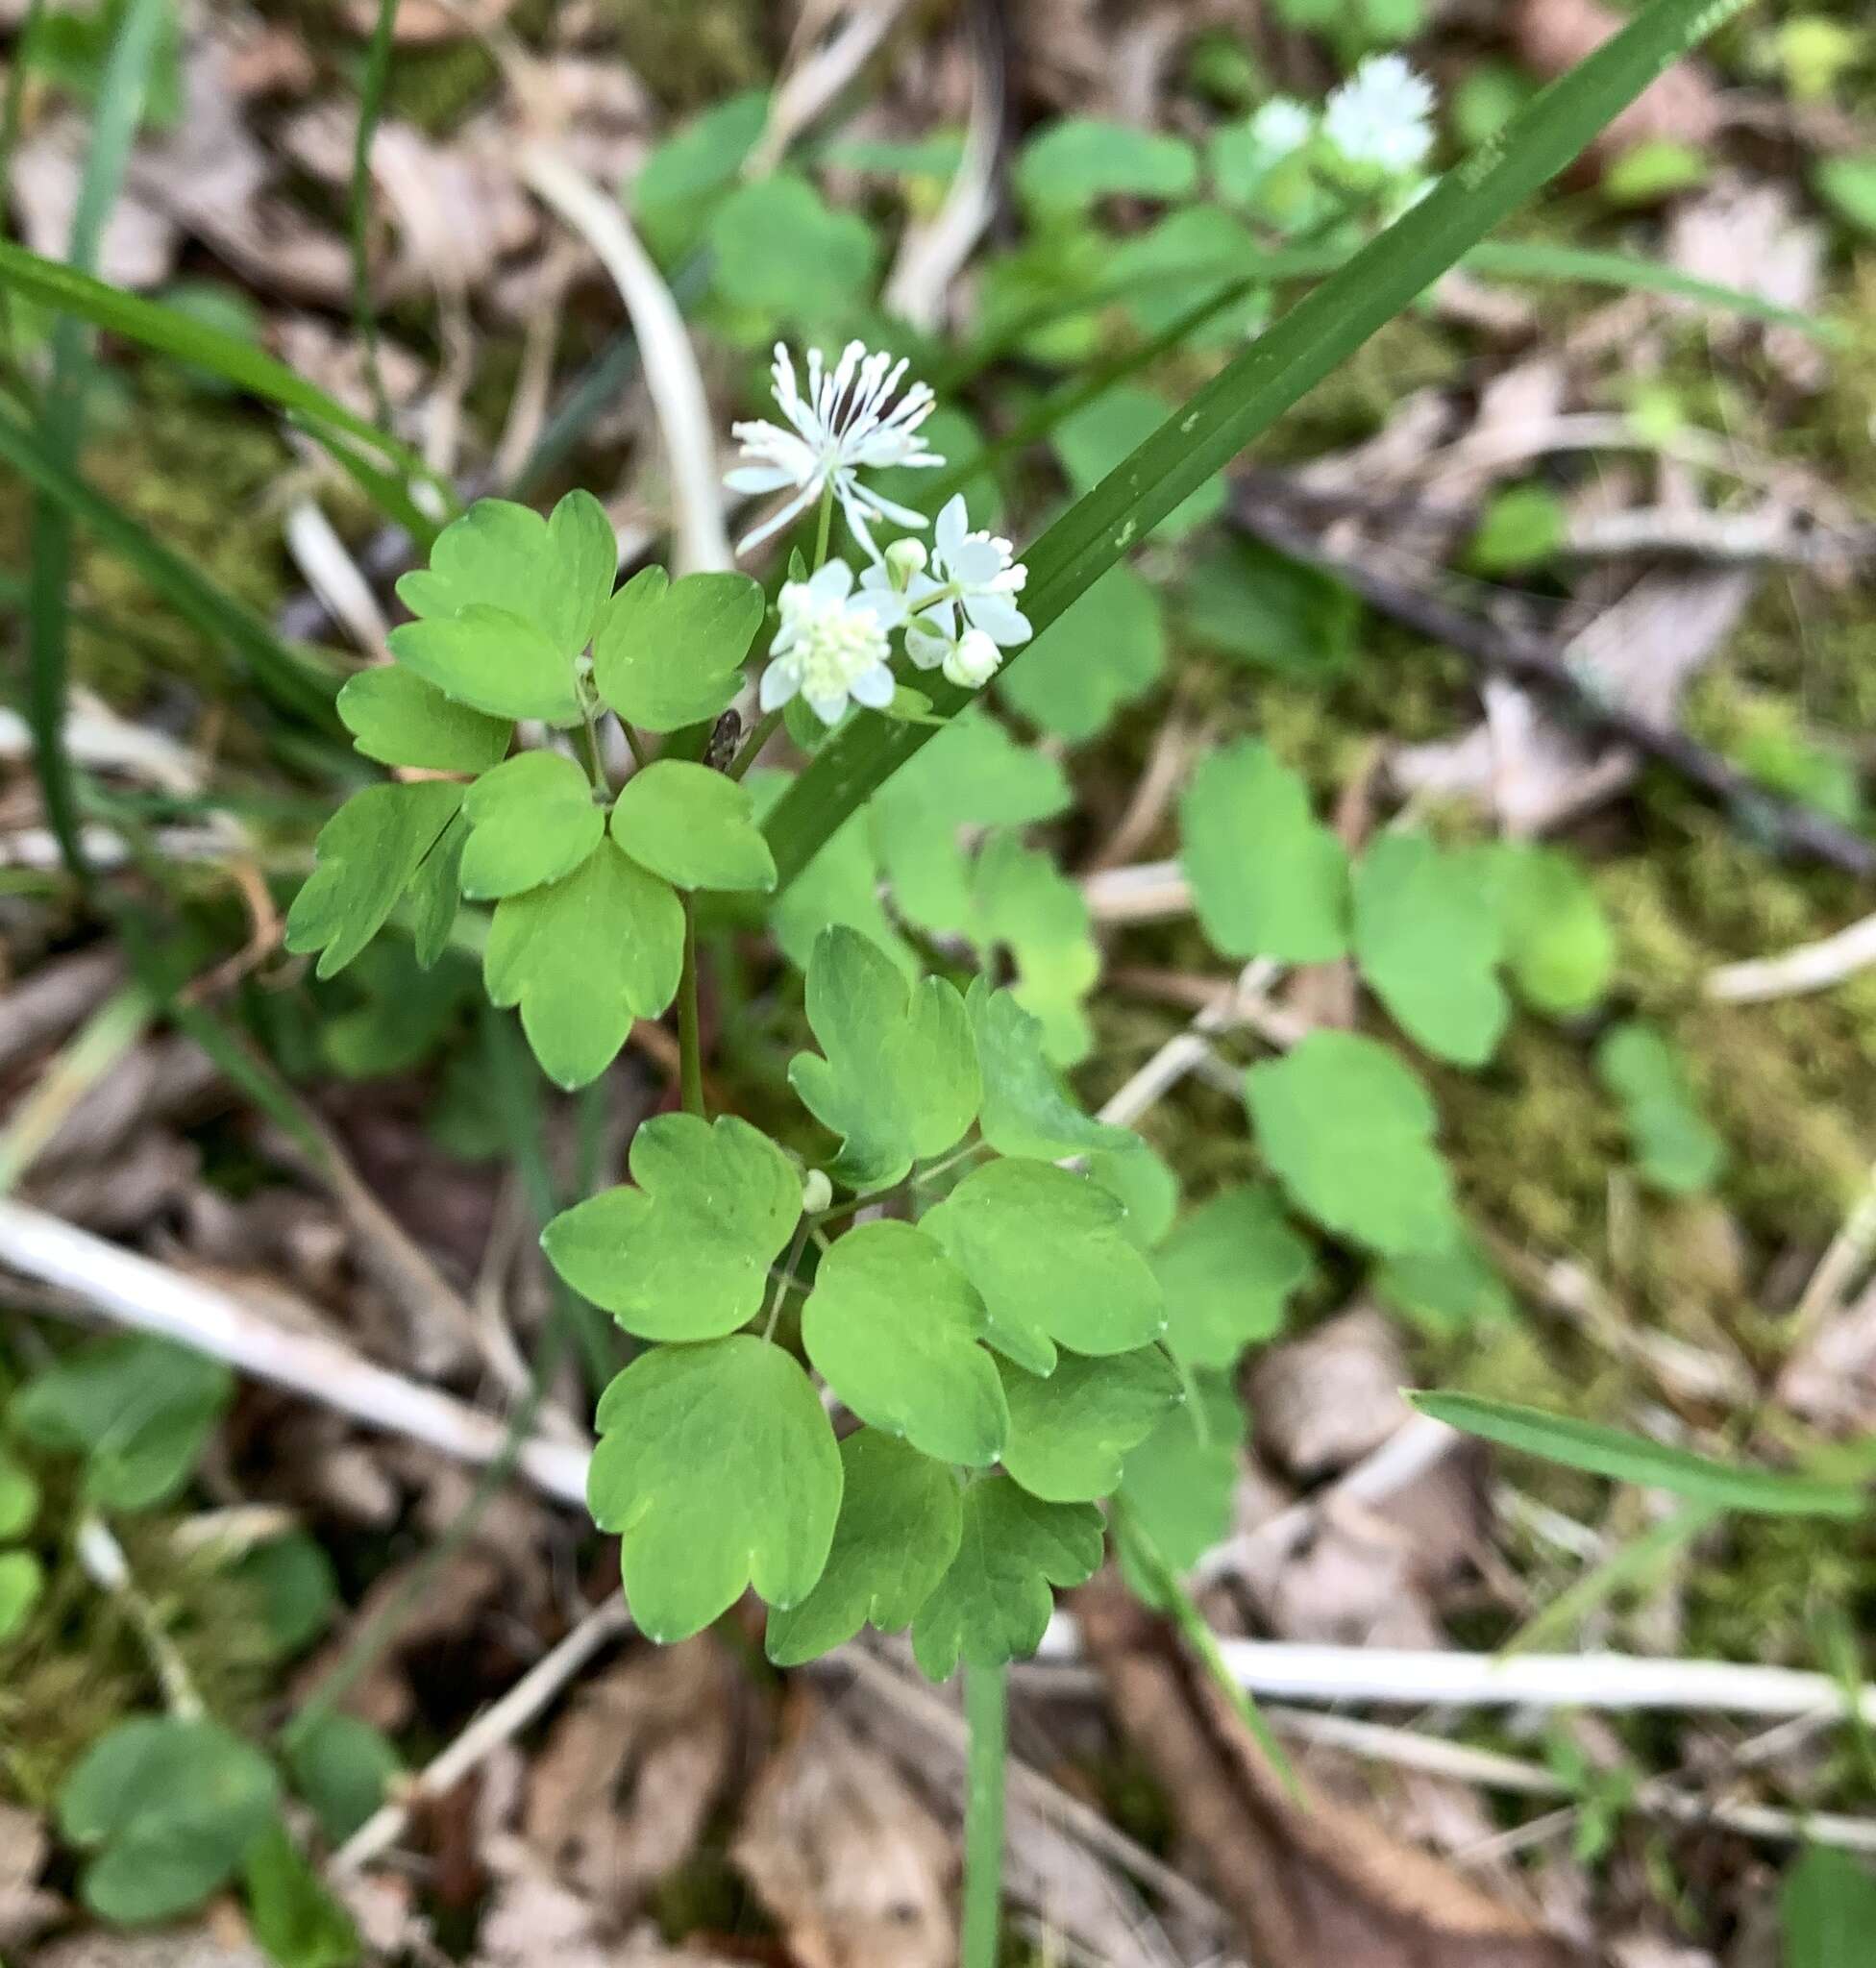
[0,240,449,495]
[298,418,448,546]
[1502,1501,1718,1655]
[0,0,47,357]
[1411,1392,1866,1519]
[0,984,154,1193]
[761,0,1757,885]
[350,0,402,431]
[27,0,170,882]
[0,409,342,725]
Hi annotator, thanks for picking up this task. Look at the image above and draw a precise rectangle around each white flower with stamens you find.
[760,561,904,726]
[727,341,946,558]
[870,495,1031,674]
[1249,96,1315,162]
[1322,54,1436,174]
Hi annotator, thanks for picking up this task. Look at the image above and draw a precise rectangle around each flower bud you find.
[942,627,1002,690]
[884,537,928,590]
[801,1168,833,1215]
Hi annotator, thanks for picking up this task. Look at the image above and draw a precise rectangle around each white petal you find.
[904,621,950,671]
[805,688,851,726]
[725,463,801,494]
[934,494,970,563]
[733,478,822,557]
[848,663,896,709]
[759,658,802,711]
[948,534,1007,587]
[962,593,1032,645]
[808,559,856,602]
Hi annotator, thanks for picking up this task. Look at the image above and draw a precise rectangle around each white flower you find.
[760,560,903,726]
[727,341,946,558]
[1249,96,1314,161]
[870,494,1031,672]
[941,627,1002,691]
[1322,54,1436,174]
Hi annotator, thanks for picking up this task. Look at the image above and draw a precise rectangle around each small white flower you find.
[727,341,946,558]
[1249,96,1315,161]
[1322,54,1437,174]
[883,537,928,589]
[941,627,1002,691]
[872,494,1031,672]
[760,560,903,727]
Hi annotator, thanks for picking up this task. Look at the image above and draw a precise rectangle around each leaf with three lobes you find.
[541,1114,801,1341]
[971,831,1098,1065]
[407,808,467,968]
[765,1430,964,1665]
[387,606,583,726]
[1179,738,1348,963]
[593,566,764,731]
[1088,1141,1180,1250]
[336,666,510,772]
[911,1475,1103,1680]
[1155,1185,1314,1371]
[967,979,1133,1162]
[1484,843,1614,1017]
[998,564,1163,743]
[459,750,604,899]
[1352,832,1509,1066]
[484,840,682,1090]
[284,781,465,980]
[396,491,616,660]
[1118,1373,1246,1587]
[998,1346,1182,1502]
[1246,1031,1459,1256]
[58,1716,280,1924]
[802,1220,1007,1466]
[611,759,777,893]
[923,1159,1165,1374]
[587,1336,842,1642]
[789,925,979,1190]
[1594,1021,1725,1194]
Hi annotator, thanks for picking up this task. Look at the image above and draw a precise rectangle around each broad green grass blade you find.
[0,239,448,496]
[762,0,1757,886]
[27,0,170,881]
[0,409,342,724]
[1411,1392,1866,1519]
[350,0,401,430]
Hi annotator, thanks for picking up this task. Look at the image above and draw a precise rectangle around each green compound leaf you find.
[1594,1021,1725,1194]
[1014,117,1197,214]
[1351,831,1510,1067]
[396,491,616,663]
[789,926,979,1191]
[541,1114,802,1341]
[0,1446,39,1538]
[1483,842,1615,1017]
[612,759,778,893]
[336,666,510,773]
[971,831,1100,1065]
[386,604,583,726]
[587,1335,842,1643]
[1373,1230,1515,1337]
[802,1220,1008,1467]
[763,797,920,980]
[911,1474,1103,1680]
[459,750,604,899]
[1180,739,1349,963]
[923,1160,1166,1374]
[58,1716,280,1924]
[11,1334,232,1510]
[998,1346,1183,1502]
[1410,1391,1866,1519]
[967,980,1134,1162]
[1089,1141,1181,1250]
[1155,1186,1314,1372]
[593,566,764,733]
[707,172,877,322]
[407,808,468,969]
[1179,533,1360,679]
[997,565,1164,743]
[484,840,683,1090]
[284,781,465,981]
[284,1713,401,1847]
[242,1817,360,1968]
[0,1552,45,1640]
[765,1430,964,1666]
[1246,1031,1459,1256]
[1118,1373,1247,1587]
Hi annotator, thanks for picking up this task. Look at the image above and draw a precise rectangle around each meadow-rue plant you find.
[727,339,946,556]
[761,559,902,725]
[884,493,1033,673]
[1321,53,1438,174]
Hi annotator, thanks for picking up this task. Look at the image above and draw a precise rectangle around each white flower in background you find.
[1322,54,1437,174]
[727,341,946,557]
[1249,96,1315,161]
[760,560,904,726]
[869,494,1031,676]
[942,627,1002,690]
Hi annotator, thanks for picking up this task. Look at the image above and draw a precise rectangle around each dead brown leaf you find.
[1075,1584,1586,1968]
[0,1806,60,1955]
[343,0,516,43]
[1665,176,1827,391]
[1249,1306,1414,1482]
[732,1696,955,1968]
[523,1637,742,1923]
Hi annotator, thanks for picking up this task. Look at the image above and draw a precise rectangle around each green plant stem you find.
[763,1219,812,1341]
[350,0,401,432]
[678,898,704,1118]
[960,1661,1008,1968]
[619,720,651,771]
[0,0,46,358]
[578,698,611,789]
[725,707,784,781]
[811,478,836,569]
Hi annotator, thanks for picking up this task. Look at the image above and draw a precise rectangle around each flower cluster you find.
[728,344,1034,726]
[1321,54,1437,175]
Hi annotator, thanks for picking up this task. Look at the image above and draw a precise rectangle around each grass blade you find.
[26,0,170,882]
[0,239,449,498]
[1410,1391,1866,1519]
[761,0,1757,886]
[350,0,402,432]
